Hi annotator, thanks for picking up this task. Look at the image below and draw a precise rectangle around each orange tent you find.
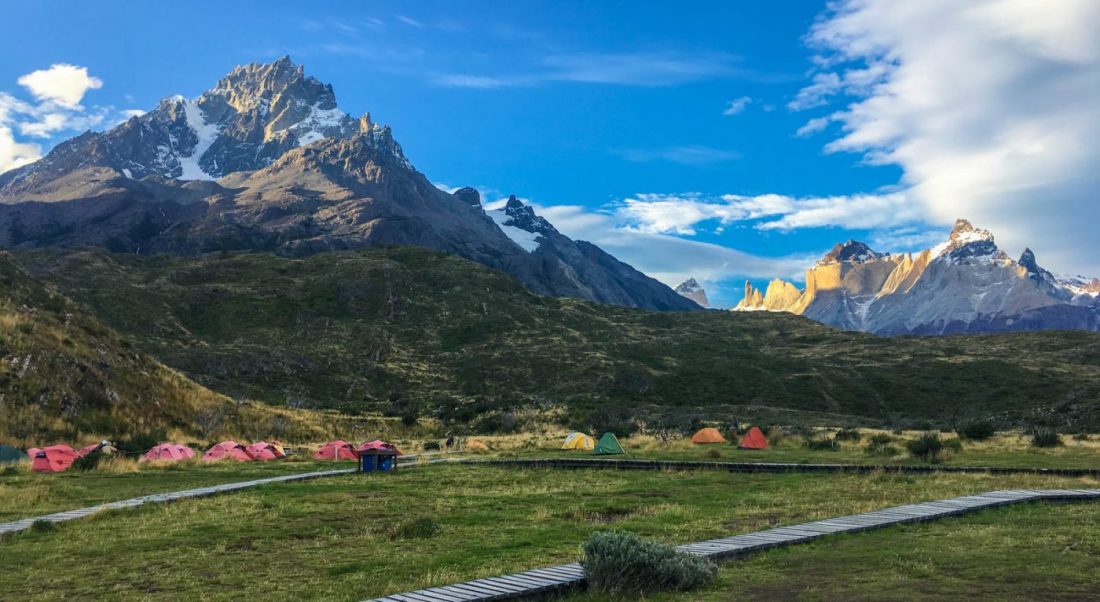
[691,427,727,444]
[738,427,769,450]
[31,445,78,472]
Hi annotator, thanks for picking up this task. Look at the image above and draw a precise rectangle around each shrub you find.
[954,419,997,441]
[906,432,953,463]
[1030,428,1062,448]
[865,434,900,457]
[705,449,722,459]
[29,519,56,533]
[803,437,841,451]
[391,517,440,540]
[582,530,716,597]
[587,406,639,438]
[1072,433,1091,442]
[72,450,104,472]
[834,428,862,442]
[422,440,441,451]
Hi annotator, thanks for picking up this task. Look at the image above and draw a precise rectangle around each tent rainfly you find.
[0,444,28,463]
[245,441,281,461]
[691,427,727,444]
[738,427,770,450]
[31,445,78,472]
[201,441,255,462]
[314,440,357,461]
[592,432,625,455]
[140,443,196,462]
[561,432,595,451]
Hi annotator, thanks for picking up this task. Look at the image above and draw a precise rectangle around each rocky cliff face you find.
[675,278,709,308]
[734,219,1100,334]
[0,58,698,312]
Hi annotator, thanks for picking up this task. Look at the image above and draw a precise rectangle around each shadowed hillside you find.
[0,251,324,442]
[16,247,1100,429]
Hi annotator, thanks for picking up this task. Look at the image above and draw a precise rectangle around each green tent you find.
[592,432,625,455]
[0,444,27,463]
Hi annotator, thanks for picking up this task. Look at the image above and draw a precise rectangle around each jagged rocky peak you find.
[817,240,884,266]
[675,278,709,308]
[499,195,556,235]
[931,218,1006,263]
[452,186,481,206]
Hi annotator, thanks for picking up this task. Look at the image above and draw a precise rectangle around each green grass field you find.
[2,462,1098,600]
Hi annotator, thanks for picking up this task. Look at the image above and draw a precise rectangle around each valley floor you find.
[2,461,1099,600]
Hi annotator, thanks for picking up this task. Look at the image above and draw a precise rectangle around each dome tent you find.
[738,427,769,450]
[201,441,255,462]
[561,432,595,451]
[31,445,78,472]
[245,441,282,461]
[140,443,196,462]
[592,432,625,455]
[0,444,27,463]
[691,428,727,444]
[313,440,357,461]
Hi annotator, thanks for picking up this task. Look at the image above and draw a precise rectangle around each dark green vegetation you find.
[582,530,715,596]
[0,464,1095,600]
[0,252,289,442]
[573,502,1100,601]
[14,247,1100,432]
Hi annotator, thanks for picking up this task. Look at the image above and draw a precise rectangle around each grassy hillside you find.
[16,247,1100,429]
[0,251,325,443]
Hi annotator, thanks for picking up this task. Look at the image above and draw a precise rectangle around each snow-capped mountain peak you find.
[816,240,884,266]
[488,195,555,252]
[675,278,710,308]
[931,218,1006,264]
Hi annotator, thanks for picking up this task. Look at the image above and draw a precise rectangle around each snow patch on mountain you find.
[178,99,220,180]
[489,208,541,252]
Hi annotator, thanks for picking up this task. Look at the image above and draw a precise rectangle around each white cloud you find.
[614,191,921,234]
[722,96,752,115]
[612,145,740,166]
[430,51,759,89]
[480,196,810,301]
[0,125,41,173]
[396,15,423,28]
[798,0,1100,275]
[795,115,832,137]
[17,64,102,108]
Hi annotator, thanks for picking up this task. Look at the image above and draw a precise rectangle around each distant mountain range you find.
[735,219,1100,334]
[0,57,697,312]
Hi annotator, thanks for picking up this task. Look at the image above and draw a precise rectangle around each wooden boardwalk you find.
[367,488,1100,602]
[0,454,454,537]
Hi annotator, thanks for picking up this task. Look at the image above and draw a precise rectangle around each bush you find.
[1072,433,1091,442]
[834,428,862,442]
[954,419,997,441]
[865,434,900,457]
[705,449,722,459]
[472,410,522,434]
[582,530,716,597]
[391,517,440,540]
[1030,428,1062,448]
[803,437,841,451]
[29,519,56,533]
[72,450,104,472]
[906,432,953,463]
[587,406,639,438]
[422,440,441,451]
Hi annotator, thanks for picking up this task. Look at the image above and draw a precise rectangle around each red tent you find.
[356,440,401,456]
[140,443,196,462]
[245,441,280,461]
[31,445,78,472]
[313,440,357,461]
[738,427,770,450]
[201,441,255,462]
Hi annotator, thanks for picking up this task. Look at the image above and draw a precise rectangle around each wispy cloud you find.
[396,15,423,28]
[613,191,921,235]
[722,96,752,116]
[612,145,741,167]
[429,50,776,89]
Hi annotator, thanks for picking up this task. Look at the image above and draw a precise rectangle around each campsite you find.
[3,426,1100,599]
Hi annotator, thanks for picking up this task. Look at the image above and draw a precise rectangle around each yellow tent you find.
[467,440,489,451]
[561,432,595,450]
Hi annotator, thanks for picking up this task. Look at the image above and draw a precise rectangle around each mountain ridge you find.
[735,219,1100,334]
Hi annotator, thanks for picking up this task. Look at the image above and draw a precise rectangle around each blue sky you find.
[3,1,1099,307]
